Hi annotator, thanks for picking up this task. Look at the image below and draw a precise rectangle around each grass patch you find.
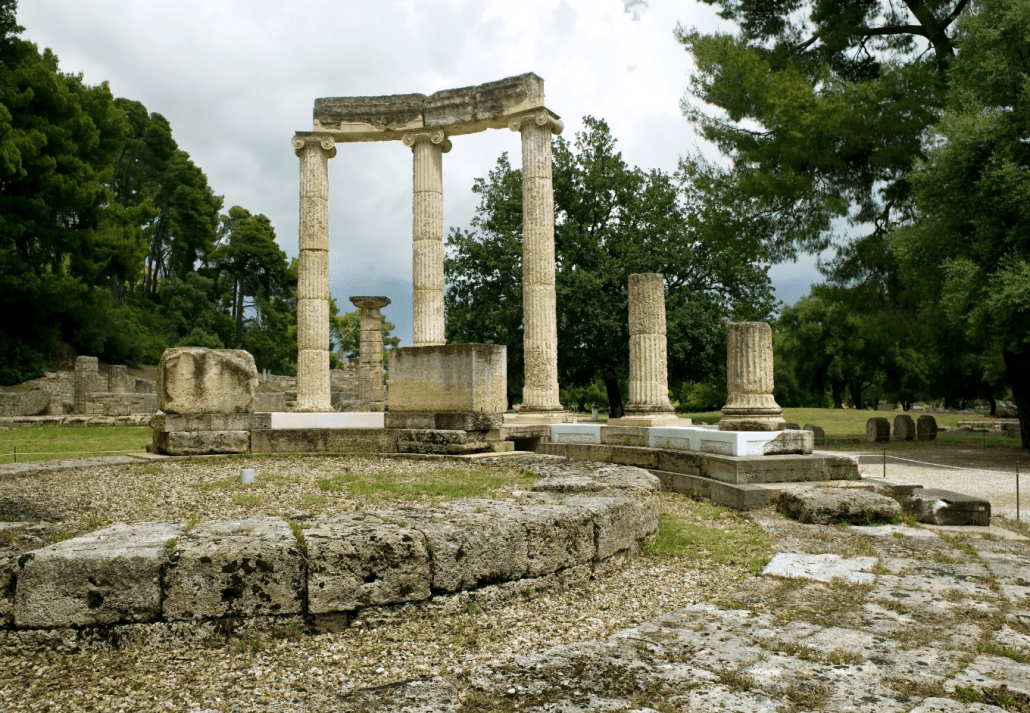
[314,467,538,504]
[301,494,326,507]
[0,424,152,463]
[645,495,774,574]
[232,494,261,507]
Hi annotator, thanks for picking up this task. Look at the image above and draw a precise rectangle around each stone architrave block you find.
[153,431,250,456]
[305,514,431,613]
[162,518,305,621]
[386,502,529,593]
[893,414,915,441]
[866,417,891,443]
[388,344,506,414]
[762,429,815,455]
[916,415,938,441]
[15,523,183,628]
[0,390,49,417]
[803,424,826,446]
[157,347,258,414]
[778,487,901,525]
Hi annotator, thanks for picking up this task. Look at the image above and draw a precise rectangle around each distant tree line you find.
[0,1,386,385]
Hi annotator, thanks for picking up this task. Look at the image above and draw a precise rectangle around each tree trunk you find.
[987,393,997,417]
[832,382,844,409]
[604,377,624,419]
[235,277,245,348]
[850,379,865,410]
[1002,350,1030,451]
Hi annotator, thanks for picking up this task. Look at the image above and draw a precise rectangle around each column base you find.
[718,414,786,432]
[608,414,688,427]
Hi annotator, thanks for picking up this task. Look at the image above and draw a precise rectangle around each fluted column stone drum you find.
[404,131,450,347]
[610,274,683,426]
[292,135,336,412]
[349,296,390,413]
[719,322,785,431]
[510,111,564,417]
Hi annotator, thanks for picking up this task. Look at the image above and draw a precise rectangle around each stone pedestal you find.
[510,111,564,419]
[404,131,450,347]
[292,135,336,412]
[349,296,390,412]
[387,344,507,416]
[609,274,683,427]
[719,322,785,431]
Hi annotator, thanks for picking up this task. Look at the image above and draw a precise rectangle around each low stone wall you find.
[0,414,153,428]
[0,461,659,642]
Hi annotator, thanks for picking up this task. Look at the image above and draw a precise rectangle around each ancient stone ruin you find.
[719,322,786,431]
[292,73,567,424]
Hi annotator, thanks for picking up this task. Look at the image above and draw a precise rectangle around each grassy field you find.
[676,408,969,435]
[0,425,152,463]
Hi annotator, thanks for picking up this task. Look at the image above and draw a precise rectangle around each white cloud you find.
[20,0,820,345]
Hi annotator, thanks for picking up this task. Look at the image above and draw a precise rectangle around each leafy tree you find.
[446,118,774,414]
[212,206,290,347]
[892,0,1030,447]
[331,305,399,364]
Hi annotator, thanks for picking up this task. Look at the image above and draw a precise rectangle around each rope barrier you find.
[877,453,1022,476]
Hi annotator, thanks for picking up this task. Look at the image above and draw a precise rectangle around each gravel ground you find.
[0,455,540,539]
[0,451,751,713]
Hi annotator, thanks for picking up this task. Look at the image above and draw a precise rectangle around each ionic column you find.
[292,134,337,412]
[623,274,676,416]
[510,110,564,415]
[720,322,785,431]
[403,130,450,347]
[349,296,391,412]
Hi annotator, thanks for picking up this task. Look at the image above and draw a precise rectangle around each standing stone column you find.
[510,110,564,417]
[291,134,337,412]
[349,296,390,412]
[74,356,105,415]
[720,322,785,431]
[610,274,683,426]
[403,130,450,347]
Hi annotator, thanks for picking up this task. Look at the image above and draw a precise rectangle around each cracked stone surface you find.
[2,493,1029,711]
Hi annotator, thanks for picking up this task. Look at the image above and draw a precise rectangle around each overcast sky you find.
[19,0,821,346]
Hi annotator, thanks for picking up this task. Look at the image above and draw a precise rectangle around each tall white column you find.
[292,135,336,412]
[720,321,785,431]
[403,130,450,347]
[510,110,564,416]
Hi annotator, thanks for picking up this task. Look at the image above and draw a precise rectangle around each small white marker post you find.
[240,468,255,485]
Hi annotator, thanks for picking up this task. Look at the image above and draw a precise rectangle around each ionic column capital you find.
[402,129,452,153]
[508,109,564,136]
[292,134,337,158]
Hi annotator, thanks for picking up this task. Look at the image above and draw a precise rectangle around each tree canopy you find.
[446,117,774,414]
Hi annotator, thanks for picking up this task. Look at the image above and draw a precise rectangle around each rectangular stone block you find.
[306,513,431,613]
[150,412,268,433]
[250,428,398,455]
[384,412,436,429]
[600,426,649,447]
[392,502,529,592]
[163,518,305,621]
[154,430,250,456]
[549,424,602,444]
[396,429,492,455]
[15,523,183,628]
[561,495,640,559]
[388,344,506,414]
[253,392,286,413]
[902,488,991,526]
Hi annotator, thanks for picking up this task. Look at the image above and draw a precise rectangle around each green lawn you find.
[0,425,152,463]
